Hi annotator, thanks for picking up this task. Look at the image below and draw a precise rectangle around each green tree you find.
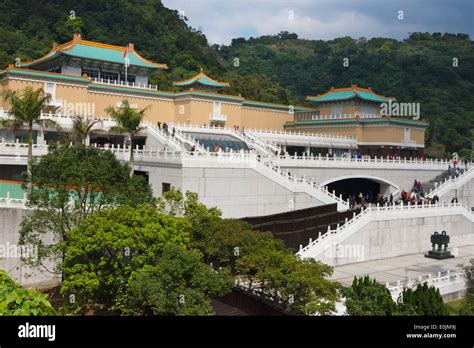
[19,145,154,273]
[459,258,474,315]
[398,283,449,316]
[55,16,84,42]
[157,187,221,219]
[106,100,149,177]
[60,205,191,313]
[1,86,60,183]
[343,276,397,316]
[157,188,339,315]
[236,245,339,314]
[190,215,281,274]
[123,246,232,315]
[71,116,101,145]
[0,271,56,316]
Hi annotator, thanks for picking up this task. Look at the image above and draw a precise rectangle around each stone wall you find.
[0,207,60,288]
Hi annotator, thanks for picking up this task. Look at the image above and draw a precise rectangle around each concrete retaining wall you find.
[317,212,474,266]
[0,207,60,288]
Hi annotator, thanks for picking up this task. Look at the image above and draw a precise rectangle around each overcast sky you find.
[162,0,474,44]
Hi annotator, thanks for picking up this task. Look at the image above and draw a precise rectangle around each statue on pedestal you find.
[425,231,454,260]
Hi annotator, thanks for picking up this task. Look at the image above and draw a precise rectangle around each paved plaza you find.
[332,245,474,286]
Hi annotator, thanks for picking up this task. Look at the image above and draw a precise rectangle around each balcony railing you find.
[92,77,158,91]
[297,113,381,121]
[45,99,63,108]
[209,113,227,122]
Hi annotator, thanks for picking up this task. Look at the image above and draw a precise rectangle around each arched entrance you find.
[320,175,399,203]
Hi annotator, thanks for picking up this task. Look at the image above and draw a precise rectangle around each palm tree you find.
[1,86,60,184]
[105,99,149,177]
[72,116,101,145]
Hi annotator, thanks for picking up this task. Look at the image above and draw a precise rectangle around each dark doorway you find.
[162,182,171,195]
[0,165,26,181]
[327,178,381,202]
[134,170,149,184]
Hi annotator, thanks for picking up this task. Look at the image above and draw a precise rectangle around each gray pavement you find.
[331,245,474,286]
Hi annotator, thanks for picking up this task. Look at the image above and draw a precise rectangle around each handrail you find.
[386,269,466,301]
[428,167,474,198]
[297,202,473,258]
[92,77,158,91]
[248,127,357,141]
[144,122,183,151]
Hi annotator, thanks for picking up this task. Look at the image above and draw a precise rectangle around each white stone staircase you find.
[144,122,184,152]
[297,202,474,261]
[428,167,474,198]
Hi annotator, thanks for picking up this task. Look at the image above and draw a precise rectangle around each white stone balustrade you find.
[92,77,158,91]
[297,202,474,259]
[428,167,474,198]
[386,270,466,301]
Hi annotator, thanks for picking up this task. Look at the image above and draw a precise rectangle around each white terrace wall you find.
[137,160,324,218]
[179,167,323,218]
[308,206,474,267]
[436,177,474,208]
[0,207,60,288]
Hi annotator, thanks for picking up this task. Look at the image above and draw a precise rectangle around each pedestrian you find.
[157,121,161,130]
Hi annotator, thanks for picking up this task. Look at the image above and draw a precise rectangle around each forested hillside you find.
[218,33,474,158]
[0,0,473,158]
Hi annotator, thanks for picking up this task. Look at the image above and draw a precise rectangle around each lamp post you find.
[124,57,130,84]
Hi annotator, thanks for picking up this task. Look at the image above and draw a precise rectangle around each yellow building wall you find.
[361,126,404,143]
[88,90,174,123]
[223,103,242,127]
[1,75,426,145]
[241,107,293,130]
[411,128,425,145]
[285,123,426,145]
[0,79,45,109]
[191,99,214,125]
[174,99,192,124]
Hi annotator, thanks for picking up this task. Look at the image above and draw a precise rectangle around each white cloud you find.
[162,0,473,44]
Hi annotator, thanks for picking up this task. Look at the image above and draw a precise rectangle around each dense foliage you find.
[19,144,154,271]
[398,283,449,316]
[161,188,340,315]
[343,276,397,316]
[60,205,194,312]
[55,188,341,315]
[124,246,232,315]
[459,258,474,315]
[1,1,472,156]
[344,276,449,316]
[0,270,56,315]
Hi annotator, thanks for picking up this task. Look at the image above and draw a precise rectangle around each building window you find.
[404,128,411,142]
[121,74,136,84]
[162,183,171,194]
[213,101,222,115]
[44,82,56,99]
[362,105,376,117]
[101,71,119,82]
[82,68,99,79]
[331,105,342,117]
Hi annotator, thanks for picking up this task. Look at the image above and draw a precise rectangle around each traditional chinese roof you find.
[21,34,167,70]
[307,85,395,103]
[173,68,230,88]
